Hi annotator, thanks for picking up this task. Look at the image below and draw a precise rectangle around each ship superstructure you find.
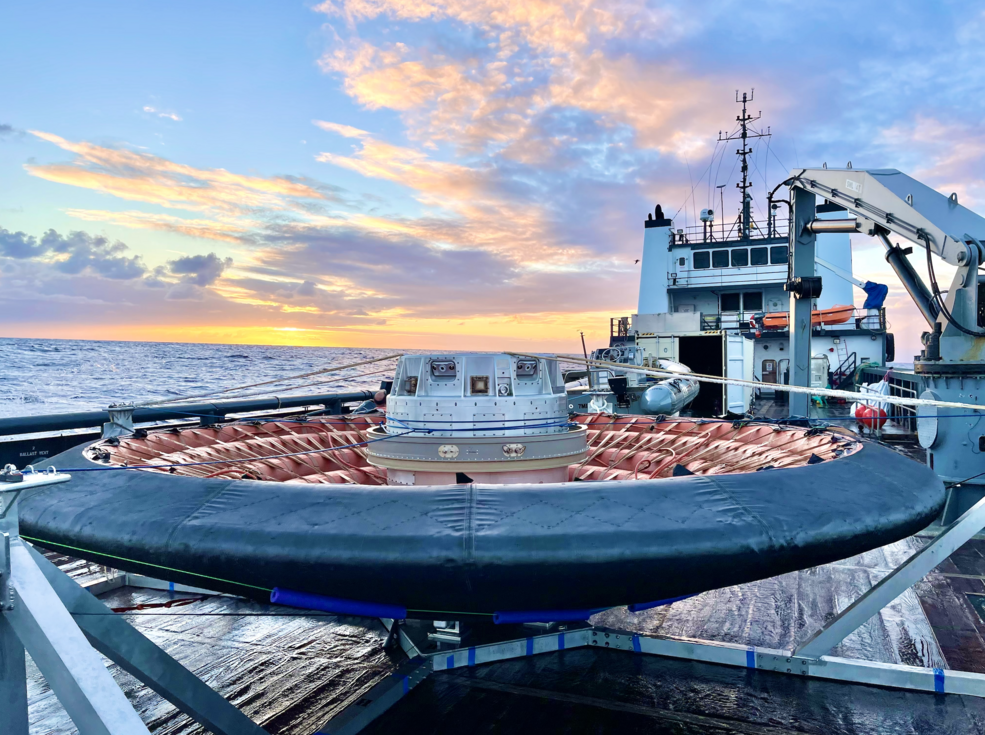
[572,92,892,417]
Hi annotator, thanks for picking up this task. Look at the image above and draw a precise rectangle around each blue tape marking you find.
[558,632,565,651]
[468,647,476,667]
[402,676,409,695]
[168,581,174,593]
[446,655,454,670]
[632,635,641,653]
[934,668,945,693]
[526,637,534,656]
[746,649,756,669]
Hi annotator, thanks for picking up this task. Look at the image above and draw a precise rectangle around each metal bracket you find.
[589,629,636,651]
[756,652,825,676]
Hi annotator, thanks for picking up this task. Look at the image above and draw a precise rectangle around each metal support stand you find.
[788,186,817,417]
[0,466,268,735]
[318,497,985,734]
[795,493,985,659]
[0,614,28,735]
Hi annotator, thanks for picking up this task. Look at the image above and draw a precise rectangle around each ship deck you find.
[27,406,985,735]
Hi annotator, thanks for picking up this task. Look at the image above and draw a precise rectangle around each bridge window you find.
[693,251,710,269]
[712,250,729,268]
[750,247,769,266]
[721,293,741,312]
[770,245,789,264]
[731,248,749,267]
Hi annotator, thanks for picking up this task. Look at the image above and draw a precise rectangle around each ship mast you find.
[718,90,770,240]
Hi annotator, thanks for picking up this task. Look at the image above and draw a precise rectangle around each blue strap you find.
[446,654,454,670]
[526,637,534,656]
[558,632,565,650]
[746,649,756,669]
[934,668,945,693]
[632,635,641,653]
[468,647,476,667]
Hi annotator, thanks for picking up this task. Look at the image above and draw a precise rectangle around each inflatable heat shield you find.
[19,415,943,619]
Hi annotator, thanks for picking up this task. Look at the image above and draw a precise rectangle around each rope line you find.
[152,367,393,405]
[22,536,272,592]
[135,353,402,408]
[521,352,985,413]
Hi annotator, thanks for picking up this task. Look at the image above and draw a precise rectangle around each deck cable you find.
[133,353,403,408]
[534,352,985,413]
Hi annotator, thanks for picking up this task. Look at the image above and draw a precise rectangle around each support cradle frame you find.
[319,492,985,735]
[0,469,268,735]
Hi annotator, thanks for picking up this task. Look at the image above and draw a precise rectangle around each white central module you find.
[384,353,569,437]
[366,354,586,485]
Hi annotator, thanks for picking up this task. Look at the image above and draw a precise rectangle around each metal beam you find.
[0,614,28,735]
[790,168,985,266]
[5,538,150,735]
[879,231,938,328]
[27,545,268,735]
[795,494,985,659]
[788,186,816,417]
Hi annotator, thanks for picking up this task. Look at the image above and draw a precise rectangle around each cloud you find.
[167,252,232,286]
[874,116,985,207]
[0,226,145,279]
[314,2,725,158]
[65,209,248,243]
[143,105,182,122]
[313,120,371,138]
[0,228,49,259]
[26,131,331,216]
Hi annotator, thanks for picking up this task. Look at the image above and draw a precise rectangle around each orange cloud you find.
[315,1,731,158]
[64,209,248,243]
[315,128,594,261]
[27,131,327,214]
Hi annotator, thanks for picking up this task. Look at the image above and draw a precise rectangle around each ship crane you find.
[784,168,985,517]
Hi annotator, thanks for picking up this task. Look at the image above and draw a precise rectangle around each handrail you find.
[0,390,379,437]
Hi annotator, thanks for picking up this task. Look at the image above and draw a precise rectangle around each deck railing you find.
[674,215,788,244]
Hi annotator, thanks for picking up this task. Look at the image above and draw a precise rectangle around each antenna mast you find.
[719,89,771,239]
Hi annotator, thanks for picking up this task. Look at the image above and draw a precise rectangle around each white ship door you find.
[655,336,678,362]
[725,333,748,414]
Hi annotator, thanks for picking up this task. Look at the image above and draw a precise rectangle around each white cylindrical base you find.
[386,466,570,486]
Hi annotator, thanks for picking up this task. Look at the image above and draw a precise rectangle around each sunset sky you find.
[2,1,983,355]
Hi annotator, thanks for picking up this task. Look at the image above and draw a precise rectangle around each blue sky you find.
[2,1,983,352]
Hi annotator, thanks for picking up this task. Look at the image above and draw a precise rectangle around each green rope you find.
[22,535,497,617]
[21,535,272,593]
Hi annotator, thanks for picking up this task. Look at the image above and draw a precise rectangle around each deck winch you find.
[365,354,588,485]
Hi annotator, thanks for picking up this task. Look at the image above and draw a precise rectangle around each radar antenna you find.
[719,90,771,239]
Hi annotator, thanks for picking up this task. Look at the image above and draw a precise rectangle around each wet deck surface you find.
[365,648,985,735]
[27,539,985,735]
[28,580,399,734]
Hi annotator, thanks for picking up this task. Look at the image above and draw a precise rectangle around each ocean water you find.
[0,337,404,419]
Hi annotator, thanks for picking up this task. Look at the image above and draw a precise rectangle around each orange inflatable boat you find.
[760,304,854,330]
